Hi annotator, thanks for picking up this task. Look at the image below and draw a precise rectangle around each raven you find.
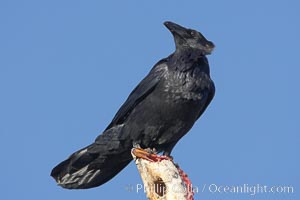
[51,21,215,189]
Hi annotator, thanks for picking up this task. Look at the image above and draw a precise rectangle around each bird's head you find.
[164,21,214,55]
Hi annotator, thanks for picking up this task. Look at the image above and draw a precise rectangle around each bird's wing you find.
[105,60,168,130]
[196,76,215,120]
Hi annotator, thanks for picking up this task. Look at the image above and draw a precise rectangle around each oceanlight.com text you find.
[125,183,294,196]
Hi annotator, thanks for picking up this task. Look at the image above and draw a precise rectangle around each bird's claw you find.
[132,148,173,162]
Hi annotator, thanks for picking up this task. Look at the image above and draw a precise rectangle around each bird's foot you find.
[132,148,173,162]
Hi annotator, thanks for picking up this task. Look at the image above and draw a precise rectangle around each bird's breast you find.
[162,69,209,101]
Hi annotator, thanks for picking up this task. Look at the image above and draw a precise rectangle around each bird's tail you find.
[50,125,132,189]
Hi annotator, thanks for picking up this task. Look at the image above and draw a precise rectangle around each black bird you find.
[51,21,215,189]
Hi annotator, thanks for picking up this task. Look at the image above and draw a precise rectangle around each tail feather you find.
[51,125,132,189]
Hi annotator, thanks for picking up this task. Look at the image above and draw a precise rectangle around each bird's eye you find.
[191,30,197,36]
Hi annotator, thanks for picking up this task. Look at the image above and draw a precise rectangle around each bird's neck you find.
[168,48,210,74]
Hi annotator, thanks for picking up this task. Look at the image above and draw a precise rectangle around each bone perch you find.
[131,148,194,200]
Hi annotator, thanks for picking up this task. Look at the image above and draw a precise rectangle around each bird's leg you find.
[161,142,176,160]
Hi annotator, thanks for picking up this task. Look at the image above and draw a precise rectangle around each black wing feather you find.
[105,59,168,130]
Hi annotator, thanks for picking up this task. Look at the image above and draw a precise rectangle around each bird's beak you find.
[164,21,188,37]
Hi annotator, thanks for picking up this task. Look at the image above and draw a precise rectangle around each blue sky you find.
[0,1,299,199]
